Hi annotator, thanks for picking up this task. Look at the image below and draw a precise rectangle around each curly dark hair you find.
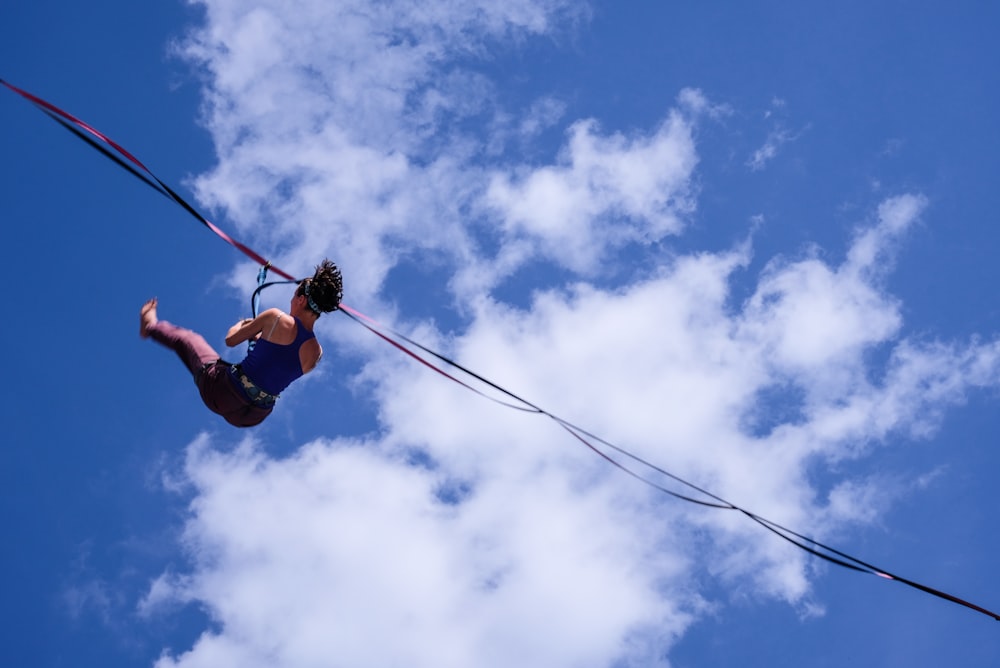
[297,259,343,314]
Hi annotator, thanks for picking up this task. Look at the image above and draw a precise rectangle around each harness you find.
[230,363,278,407]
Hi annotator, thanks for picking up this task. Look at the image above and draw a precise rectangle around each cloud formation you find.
[486,97,702,272]
[746,100,806,172]
[145,1,1000,666]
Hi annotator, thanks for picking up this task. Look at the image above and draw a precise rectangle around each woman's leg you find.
[141,298,220,376]
[141,299,269,426]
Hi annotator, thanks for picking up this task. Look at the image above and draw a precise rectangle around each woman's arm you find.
[225,308,280,347]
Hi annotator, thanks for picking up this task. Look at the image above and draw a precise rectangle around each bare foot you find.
[140,298,158,339]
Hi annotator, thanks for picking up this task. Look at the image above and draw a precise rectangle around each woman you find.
[140,260,343,427]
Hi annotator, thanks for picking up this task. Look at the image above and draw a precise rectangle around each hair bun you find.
[309,259,343,312]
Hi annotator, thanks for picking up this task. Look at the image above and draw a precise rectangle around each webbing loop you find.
[246,263,273,353]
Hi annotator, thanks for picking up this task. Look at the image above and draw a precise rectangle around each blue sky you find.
[3,1,1000,666]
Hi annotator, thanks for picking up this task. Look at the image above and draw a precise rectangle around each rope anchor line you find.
[4,76,997,623]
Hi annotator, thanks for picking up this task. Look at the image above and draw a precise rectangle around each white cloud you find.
[485,95,702,273]
[746,100,806,172]
[177,0,587,302]
[145,1,1000,666]
[152,437,700,668]
[747,127,792,171]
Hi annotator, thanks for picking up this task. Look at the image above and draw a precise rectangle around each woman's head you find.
[297,259,343,315]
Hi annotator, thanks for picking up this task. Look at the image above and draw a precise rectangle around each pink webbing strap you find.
[1,78,295,281]
[2,79,146,170]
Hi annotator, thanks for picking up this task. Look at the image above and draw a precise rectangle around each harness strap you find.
[248,263,271,353]
[231,364,278,406]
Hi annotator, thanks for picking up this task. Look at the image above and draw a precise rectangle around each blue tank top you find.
[238,316,316,395]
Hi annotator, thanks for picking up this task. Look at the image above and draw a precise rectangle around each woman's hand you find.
[225,316,260,347]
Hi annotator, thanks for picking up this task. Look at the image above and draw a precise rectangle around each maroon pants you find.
[147,320,272,428]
